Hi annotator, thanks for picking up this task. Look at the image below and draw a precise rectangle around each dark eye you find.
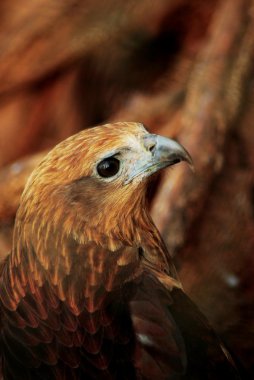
[97,157,120,178]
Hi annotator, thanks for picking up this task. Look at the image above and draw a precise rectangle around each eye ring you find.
[97,157,120,178]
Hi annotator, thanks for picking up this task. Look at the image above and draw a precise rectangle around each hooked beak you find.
[146,134,193,170]
[125,133,193,184]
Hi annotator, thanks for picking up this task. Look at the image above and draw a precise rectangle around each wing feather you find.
[0,243,240,379]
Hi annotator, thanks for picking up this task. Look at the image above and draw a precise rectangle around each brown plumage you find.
[0,122,241,379]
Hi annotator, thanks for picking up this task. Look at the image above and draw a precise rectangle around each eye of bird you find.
[97,157,120,178]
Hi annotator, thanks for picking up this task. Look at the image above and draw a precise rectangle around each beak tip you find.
[184,152,195,172]
[172,142,194,173]
[188,160,195,173]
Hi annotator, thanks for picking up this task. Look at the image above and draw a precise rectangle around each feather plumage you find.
[0,122,241,379]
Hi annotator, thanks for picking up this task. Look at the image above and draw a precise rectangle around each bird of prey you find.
[0,122,241,379]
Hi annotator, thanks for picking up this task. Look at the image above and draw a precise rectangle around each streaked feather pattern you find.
[0,123,241,379]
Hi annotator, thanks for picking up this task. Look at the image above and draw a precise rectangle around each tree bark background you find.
[0,0,253,376]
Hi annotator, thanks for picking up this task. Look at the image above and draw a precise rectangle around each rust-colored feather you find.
[0,123,241,379]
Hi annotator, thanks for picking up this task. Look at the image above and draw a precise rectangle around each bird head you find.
[16,122,192,249]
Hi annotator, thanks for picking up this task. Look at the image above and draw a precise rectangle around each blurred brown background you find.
[0,0,253,377]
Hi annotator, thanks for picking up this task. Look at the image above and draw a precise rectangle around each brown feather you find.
[0,123,241,379]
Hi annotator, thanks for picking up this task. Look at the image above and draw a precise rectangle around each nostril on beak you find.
[148,143,156,153]
[144,134,157,154]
